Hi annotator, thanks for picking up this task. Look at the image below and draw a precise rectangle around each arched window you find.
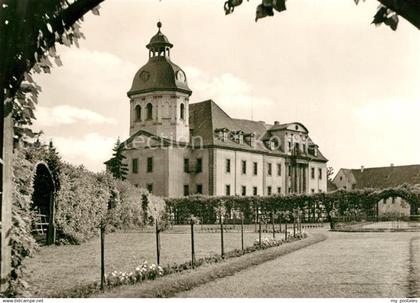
[134,105,141,121]
[146,103,153,120]
[180,103,185,120]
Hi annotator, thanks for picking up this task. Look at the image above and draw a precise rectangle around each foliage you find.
[166,185,420,226]
[54,163,110,244]
[1,151,38,297]
[223,0,420,31]
[107,138,128,181]
[0,0,104,111]
[106,179,149,231]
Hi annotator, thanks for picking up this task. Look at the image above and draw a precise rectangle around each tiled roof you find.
[348,165,420,188]
[189,100,327,162]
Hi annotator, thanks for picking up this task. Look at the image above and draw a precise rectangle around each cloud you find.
[34,105,117,127]
[52,133,116,172]
[185,66,273,118]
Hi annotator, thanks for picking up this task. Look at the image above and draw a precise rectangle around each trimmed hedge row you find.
[165,185,420,225]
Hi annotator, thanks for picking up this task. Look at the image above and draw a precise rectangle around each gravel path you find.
[176,232,419,298]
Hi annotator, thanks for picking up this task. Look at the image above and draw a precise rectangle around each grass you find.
[23,226,281,297]
[94,233,327,298]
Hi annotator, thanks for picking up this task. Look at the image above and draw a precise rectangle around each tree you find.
[327,167,334,181]
[108,138,128,181]
[224,0,420,30]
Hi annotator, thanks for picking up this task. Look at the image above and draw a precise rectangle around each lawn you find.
[23,226,279,297]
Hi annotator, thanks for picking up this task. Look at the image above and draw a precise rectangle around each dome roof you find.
[127,22,192,97]
[127,56,191,97]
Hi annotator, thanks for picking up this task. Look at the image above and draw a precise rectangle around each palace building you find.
[118,22,328,198]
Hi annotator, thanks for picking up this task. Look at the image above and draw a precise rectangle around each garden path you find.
[175,231,419,297]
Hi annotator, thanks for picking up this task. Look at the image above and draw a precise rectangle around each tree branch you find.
[377,0,420,30]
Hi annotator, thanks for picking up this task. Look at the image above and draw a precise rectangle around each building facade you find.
[120,23,328,198]
[333,164,420,216]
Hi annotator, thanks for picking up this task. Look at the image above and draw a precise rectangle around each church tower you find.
[127,22,192,142]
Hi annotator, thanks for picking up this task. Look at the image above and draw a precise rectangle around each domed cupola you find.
[127,22,192,98]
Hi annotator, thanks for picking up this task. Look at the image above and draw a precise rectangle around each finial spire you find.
[157,21,162,32]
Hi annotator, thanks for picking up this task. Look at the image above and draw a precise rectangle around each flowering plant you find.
[105,261,163,288]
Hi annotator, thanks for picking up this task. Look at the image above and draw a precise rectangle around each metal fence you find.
[332,215,420,232]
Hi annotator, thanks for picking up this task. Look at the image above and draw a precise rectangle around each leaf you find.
[272,0,286,12]
[372,6,388,25]
[91,5,100,16]
[255,4,273,22]
[54,56,63,67]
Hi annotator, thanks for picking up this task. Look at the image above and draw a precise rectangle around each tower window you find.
[135,105,141,121]
[253,162,258,176]
[311,167,315,179]
[268,163,272,176]
[277,163,282,176]
[146,103,153,120]
[180,103,185,120]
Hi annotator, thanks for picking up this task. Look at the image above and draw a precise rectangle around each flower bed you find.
[50,232,307,298]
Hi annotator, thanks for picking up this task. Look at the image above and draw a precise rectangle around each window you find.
[132,158,138,174]
[241,160,247,174]
[302,144,306,152]
[288,141,292,150]
[180,103,185,120]
[134,105,141,121]
[146,103,153,120]
[318,168,322,180]
[277,163,281,176]
[226,159,231,173]
[268,163,272,176]
[253,162,258,176]
[241,186,246,196]
[311,167,315,179]
[311,188,315,194]
[184,185,189,196]
[340,176,343,181]
[288,165,292,177]
[277,187,281,194]
[147,183,153,193]
[147,157,153,173]
[253,186,258,196]
[196,184,203,194]
[225,185,231,196]
[196,158,202,173]
[267,186,272,196]
[184,158,190,173]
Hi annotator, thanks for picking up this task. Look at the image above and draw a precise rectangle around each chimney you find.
[361,165,365,172]
[390,163,394,167]
[274,121,280,125]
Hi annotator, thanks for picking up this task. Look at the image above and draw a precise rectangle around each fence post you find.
[285,221,288,241]
[100,224,105,292]
[278,213,282,232]
[220,215,224,257]
[293,210,296,237]
[241,212,244,251]
[190,219,195,267]
[258,211,262,247]
[271,211,275,239]
[155,219,160,265]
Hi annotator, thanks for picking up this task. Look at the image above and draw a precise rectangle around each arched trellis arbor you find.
[368,188,419,216]
[31,162,56,245]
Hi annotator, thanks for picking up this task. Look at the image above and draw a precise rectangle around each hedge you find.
[165,186,420,225]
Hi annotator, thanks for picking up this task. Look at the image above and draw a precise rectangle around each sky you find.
[32,0,420,175]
